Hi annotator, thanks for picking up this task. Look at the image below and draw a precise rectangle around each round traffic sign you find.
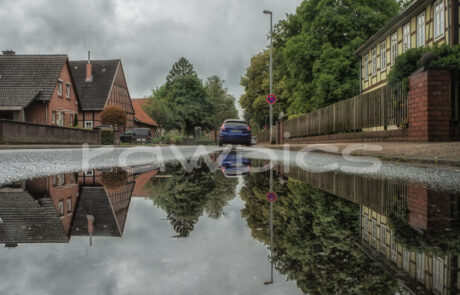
[266,94,276,105]
[267,191,277,202]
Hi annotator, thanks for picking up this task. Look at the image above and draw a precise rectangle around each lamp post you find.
[263,9,273,144]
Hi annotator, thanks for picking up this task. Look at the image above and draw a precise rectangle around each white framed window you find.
[57,80,63,97]
[416,252,425,282]
[363,215,369,241]
[403,248,410,272]
[69,114,73,126]
[66,82,71,99]
[434,1,445,39]
[417,13,426,47]
[51,111,56,124]
[372,219,377,248]
[433,257,444,293]
[84,121,93,129]
[380,41,387,71]
[371,47,377,75]
[59,201,64,217]
[67,198,72,214]
[57,174,65,186]
[85,170,94,176]
[391,231,397,262]
[391,33,398,65]
[363,54,369,80]
[57,112,64,126]
[403,23,410,52]
[380,225,386,254]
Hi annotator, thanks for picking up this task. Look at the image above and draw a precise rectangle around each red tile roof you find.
[131,98,159,127]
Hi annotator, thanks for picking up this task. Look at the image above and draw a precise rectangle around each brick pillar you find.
[408,185,429,231]
[408,69,451,141]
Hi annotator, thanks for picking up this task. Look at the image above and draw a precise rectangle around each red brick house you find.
[131,98,159,135]
[0,51,80,126]
[70,55,134,130]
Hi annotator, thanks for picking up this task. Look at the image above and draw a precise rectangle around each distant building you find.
[0,51,81,126]
[131,98,159,135]
[70,53,134,130]
[356,0,460,93]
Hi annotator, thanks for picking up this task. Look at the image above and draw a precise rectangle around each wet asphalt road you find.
[0,145,459,192]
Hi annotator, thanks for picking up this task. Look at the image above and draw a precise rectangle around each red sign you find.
[267,191,277,202]
[266,94,276,105]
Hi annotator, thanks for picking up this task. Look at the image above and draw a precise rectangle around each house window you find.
[67,198,72,214]
[69,114,73,126]
[434,1,445,39]
[51,111,56,124]
[57,80,63,97]
[371,47,377,76]
[84,121,93,129]
[417,13,425,47]
[372,219,377,248]
[403,248,410,272]
[403,23,410,52]
[66,82,71,99]
[391,33,398,65]
[57,174,65,186]
[416,252,425,282]
[85,170,94,176]
[363,215,369,241]
[380,41,387,71]
[391,232,397,262]
[59,201,64,217]
[380,225,386,254]
[363,54,369,80]
[433,257,444,293]
[57,112,64,126]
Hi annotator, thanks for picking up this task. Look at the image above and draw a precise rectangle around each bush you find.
[100,106,127,128]
[101,168,128,190]
[163,135,171,144]
[388,44,460,90]
[101,129,114,145]
[73,114,78,127]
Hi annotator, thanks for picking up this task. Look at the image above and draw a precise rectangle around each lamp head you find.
[263,10,272,14]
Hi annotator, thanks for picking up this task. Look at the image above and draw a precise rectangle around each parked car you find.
[120,128,152,144]
[218,119,251,146]
[251,136,257,145]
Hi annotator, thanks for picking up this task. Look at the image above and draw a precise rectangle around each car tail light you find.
[221,124,225,130]
[246,126,251,131]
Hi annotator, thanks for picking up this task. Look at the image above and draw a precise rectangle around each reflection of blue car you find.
[221,152,251,177]
[218,120,251,146]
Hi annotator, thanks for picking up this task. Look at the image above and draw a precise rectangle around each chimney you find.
[2,50,16,56]
[85,50,93,82]
[87,215,94,246]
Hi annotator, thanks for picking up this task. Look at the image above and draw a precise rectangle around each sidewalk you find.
[260,142,460,167]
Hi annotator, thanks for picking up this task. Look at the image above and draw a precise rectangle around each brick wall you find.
[408,69,451,141]
[0,119,99,144]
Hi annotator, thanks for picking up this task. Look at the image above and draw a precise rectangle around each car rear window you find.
[225,121,248,127]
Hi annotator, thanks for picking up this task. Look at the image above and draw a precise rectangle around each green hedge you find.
[101,130,114,145]
[388,44,460,90]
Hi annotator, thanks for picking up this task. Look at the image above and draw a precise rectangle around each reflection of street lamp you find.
[263,9,273,144]
[264,160,274,286]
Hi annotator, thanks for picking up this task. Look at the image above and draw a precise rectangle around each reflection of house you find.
[132,169,158,197]
[359,207,459,295]
[131,99,159,136]
[70,54,134,130]
[0,173,80,246]
[0,51,80,125]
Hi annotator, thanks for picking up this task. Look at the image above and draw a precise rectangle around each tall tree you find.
[166,57,197,85]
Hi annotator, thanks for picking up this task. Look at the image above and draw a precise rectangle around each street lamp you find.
[263,10,273,144]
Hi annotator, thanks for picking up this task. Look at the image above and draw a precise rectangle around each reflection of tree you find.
[145,163,237,237]
[240,172,398,294]
[101,168,128,190]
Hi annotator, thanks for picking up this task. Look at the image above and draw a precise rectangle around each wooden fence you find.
[257,83,407,142]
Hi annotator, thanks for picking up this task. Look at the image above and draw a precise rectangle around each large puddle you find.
[0,150,459,294]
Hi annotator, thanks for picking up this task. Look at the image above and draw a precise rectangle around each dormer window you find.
[57,80,63,97]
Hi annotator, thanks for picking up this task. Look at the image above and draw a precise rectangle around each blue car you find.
[218,119,251,146]
[220,152,251,177]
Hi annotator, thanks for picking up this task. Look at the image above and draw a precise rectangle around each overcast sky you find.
[0,0,300,114]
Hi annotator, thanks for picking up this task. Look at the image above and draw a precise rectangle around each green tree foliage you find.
[240,172,399,294]
[144,163,237,237]
[240,0,401,127]
[146,58,238,135]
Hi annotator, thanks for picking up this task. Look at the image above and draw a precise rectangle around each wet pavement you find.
[0,147,459,294]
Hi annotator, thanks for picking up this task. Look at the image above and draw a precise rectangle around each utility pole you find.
[263,10,273,143]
